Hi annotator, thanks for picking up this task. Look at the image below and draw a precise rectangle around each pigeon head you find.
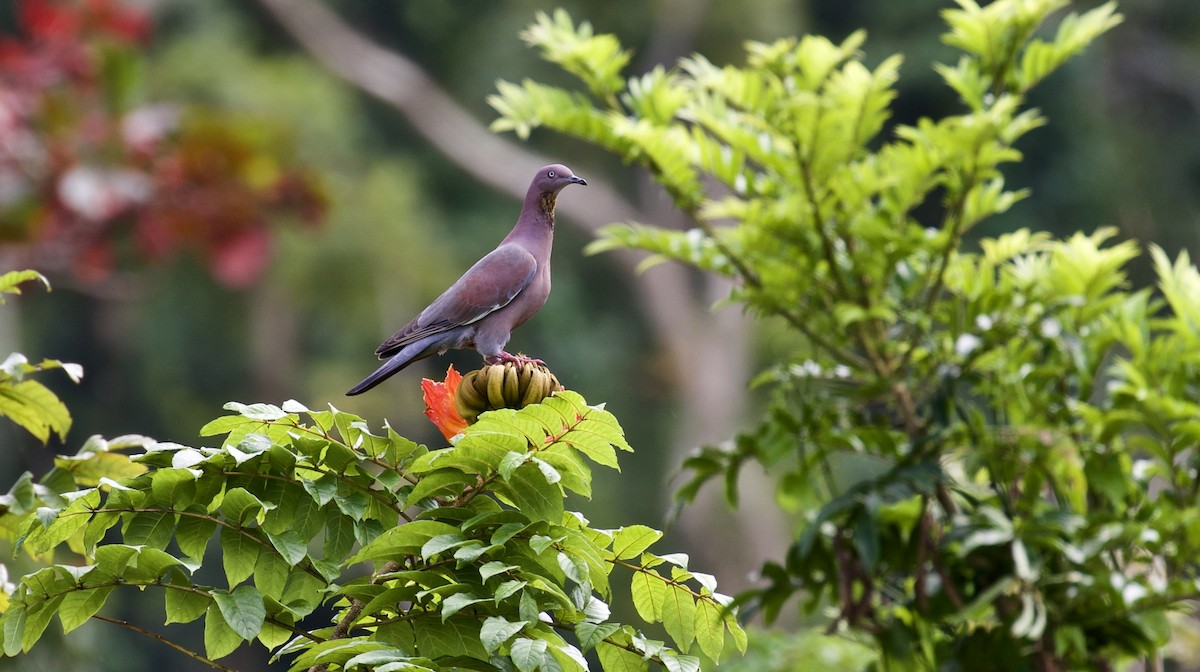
[533,164,587,194]
[528,164,586,222]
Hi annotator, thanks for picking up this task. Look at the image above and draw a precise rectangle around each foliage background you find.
[0,0,1198,670]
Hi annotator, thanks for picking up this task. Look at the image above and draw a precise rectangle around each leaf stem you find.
[546,615,669,665]
[608,557,720,605]
[80,506,328,582]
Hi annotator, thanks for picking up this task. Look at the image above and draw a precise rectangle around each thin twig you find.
[608,557,720,604]
[93,614,242,672]
[73,506,327,581]
[915,498,931,612]
[309,559,402,672]
[547,615,670,664]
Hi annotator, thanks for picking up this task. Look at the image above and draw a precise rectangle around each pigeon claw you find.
[488,352,546,368]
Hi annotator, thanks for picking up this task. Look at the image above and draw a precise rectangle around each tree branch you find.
[253,0,640,234]
[309,559,402,672]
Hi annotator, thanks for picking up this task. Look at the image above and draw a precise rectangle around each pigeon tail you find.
[347,329,469,396]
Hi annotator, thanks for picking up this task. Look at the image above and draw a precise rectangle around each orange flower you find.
[422,365,467,440]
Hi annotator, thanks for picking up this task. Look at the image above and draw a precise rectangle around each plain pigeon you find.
[347,164,586,395]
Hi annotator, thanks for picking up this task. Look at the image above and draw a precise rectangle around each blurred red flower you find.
[0,0,326,289]
[422,365,467,440]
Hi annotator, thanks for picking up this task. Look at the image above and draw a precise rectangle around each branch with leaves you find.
[0,271,82,443]
[1,391,744,671]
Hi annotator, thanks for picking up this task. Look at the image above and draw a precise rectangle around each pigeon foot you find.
[487,352,546,368]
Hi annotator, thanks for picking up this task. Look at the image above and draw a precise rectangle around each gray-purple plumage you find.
[347,164,586,396]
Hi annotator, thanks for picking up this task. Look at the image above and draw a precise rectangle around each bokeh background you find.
[1,0,1197,669]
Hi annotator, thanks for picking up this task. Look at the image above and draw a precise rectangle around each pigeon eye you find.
[547,170,556,178]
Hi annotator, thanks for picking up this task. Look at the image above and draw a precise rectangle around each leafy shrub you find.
[488,1,1200,669]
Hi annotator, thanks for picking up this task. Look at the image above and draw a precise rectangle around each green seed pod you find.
[453,360,564,423]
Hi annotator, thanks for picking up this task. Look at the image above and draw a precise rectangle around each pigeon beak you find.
[568,175,587,186]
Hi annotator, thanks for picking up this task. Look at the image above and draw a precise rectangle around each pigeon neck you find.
[524,189,557,230]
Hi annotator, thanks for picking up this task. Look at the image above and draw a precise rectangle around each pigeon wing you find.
[374,244,537,358]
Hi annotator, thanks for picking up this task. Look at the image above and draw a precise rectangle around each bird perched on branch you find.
[347,164,586,396]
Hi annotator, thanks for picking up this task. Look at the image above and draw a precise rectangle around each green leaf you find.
[532,457,561,485]
[58,586,113,633]
[323,514,356,561]
[412,615,489,660]
[576,622,621,652]
[499,451,528,481]
[597,640,648,672]
[511,637,548,672]
[83,511,119,555]
[293,639,387,670]
[344,648,435,670]
[421,533,471,561]
[612,525,662,560]
[552,642,589,671]
[0,269,49,298]
[479,561,518,583]
[21,595,63,653]
[257,621,292,650]
[494,580,527,603]
[254,547,290,601]
[519,10,631,97]
[198,415,253,439]
[322,440,361,474]
[220,488,265,526]
[223,401,289,421]
[853,514,880,572]
[537,447,592,497]
[280,571,327,618]
[494,464,563,523]
[661,584,697,653]
[25,489,99,555]
[126,547,183,581]
[725,609,747,653]
[0,379,73,443]
[530,534,559,556]
[661,653,701,672]
[519,590,540,623]
[123,510,177,550]
[693,599,725,660]
[302,474,338,507]
[3,606,26,656]
[176,513,216,561]
[453,540,497,564]
[92,544,139,577]
[150,468,198,507]
[219,526,261,586]
[408,468,474,503]
[266,530,309,566]
[59,444,147,485]
[349,520,459,564]
[480,616,526,653]
[441,592,487,621]
[212,585,266,641]
[631,569,668,623]
[165,585,210,625]
[204,603,242,660]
